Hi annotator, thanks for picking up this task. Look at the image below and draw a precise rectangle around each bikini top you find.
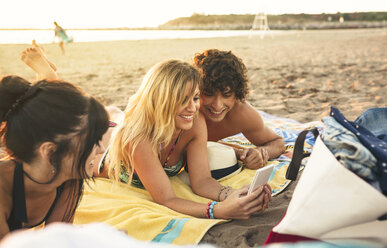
[6,160,63,231]
[126,131,185,188]
[98,125,185,187]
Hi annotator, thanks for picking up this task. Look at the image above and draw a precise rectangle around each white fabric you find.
[0,223,216,248]
[206,141,238,171]
[273,137,387,246]
[178,142,242,185]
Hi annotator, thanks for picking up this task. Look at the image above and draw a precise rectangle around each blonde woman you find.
[107,60,271,219]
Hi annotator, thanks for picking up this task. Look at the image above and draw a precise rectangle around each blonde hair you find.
[108,59,201,181]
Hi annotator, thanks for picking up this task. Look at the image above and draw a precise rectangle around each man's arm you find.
[244,124,285,160]
[233,103,285,169]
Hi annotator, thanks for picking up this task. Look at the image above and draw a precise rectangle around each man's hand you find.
[237,147,269,169]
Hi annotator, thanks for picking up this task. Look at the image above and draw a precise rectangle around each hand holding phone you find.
[248,164,275,195]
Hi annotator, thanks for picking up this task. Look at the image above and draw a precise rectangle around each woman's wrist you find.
[212,201,223,219]
[206,201,219,219]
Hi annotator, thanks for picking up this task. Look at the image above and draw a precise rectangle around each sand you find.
[1,28,386,123]
[201,174,301,247]
[1,28,386,247]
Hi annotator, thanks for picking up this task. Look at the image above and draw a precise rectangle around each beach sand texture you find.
[0,28,386,247]
[1,28,386,123]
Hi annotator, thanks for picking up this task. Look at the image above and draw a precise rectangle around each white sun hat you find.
[178,141,242,185]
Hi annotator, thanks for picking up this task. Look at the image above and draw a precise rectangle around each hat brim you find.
[211,162,242,180]
[178,162,242,185]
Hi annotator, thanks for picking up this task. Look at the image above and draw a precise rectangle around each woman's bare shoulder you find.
[0,160,15,189]
[194,112,207,128]
[133,137,154,155]
[0,160,14,221]
[182,112,207,144]
[185,112,207,136]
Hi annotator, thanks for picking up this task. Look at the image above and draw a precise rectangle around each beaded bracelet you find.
[209,201,218,219]
[205,202,211,219]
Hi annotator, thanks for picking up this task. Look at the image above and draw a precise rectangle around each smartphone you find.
[248,164,275,195]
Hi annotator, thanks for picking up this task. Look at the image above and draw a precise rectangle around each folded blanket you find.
[74,112,323,245]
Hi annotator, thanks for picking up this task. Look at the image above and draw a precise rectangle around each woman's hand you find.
[213,185,269,220]
[242,183,272,211]
[261,184,272,212]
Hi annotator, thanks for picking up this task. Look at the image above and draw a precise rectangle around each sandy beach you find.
[1,28,386,123]
[0,28,386,247]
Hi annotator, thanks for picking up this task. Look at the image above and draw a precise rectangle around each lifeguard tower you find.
[249,11,272,39]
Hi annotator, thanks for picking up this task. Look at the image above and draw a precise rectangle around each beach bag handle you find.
[286,128,319,180]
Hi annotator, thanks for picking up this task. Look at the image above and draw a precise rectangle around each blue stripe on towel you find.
[152,218,190,243]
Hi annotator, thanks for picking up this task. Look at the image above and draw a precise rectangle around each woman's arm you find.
[181,114,269,219]
[133,138,211,218]
[0,163,13,240]
[135,136,266,220]
[0,210,10,240]
[185,114,224,199]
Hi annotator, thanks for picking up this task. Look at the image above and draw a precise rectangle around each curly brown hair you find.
[192,49,249,101]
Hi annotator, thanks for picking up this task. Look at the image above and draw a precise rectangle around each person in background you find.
[54,21,73,55]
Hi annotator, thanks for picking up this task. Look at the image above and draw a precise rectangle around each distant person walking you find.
[54,21,73,55]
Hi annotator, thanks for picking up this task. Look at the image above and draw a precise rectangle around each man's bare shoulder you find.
[228,101,263,127]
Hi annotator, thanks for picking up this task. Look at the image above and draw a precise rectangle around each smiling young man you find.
[192,49,284,169]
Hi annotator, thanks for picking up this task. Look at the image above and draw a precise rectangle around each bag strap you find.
[286,128,319,180]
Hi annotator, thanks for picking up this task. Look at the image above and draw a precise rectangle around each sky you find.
[1,0,386,29]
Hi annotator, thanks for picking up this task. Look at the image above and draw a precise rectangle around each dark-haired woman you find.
[0,75,109,240]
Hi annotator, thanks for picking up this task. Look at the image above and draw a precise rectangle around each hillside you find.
[159,12,387,30]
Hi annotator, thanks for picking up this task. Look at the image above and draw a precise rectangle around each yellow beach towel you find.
[74,160,290,245]
[74,177,227,245]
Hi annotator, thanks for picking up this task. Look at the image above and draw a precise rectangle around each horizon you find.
[2,0,387,29]
[1,10,385,31]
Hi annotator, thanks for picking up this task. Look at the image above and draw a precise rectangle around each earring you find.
[51,166,56,173]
